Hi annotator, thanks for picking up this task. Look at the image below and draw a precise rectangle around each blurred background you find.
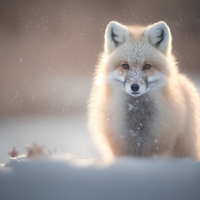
[0,0,200,163]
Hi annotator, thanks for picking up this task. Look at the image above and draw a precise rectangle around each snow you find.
[154,139,158,143]
[0,155,200,200]
[128,103,134,111]
[1,112,200,200]
[0,114,96,163]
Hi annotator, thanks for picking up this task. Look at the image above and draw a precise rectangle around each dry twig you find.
[8,147,18,158]
[26,143,45,157]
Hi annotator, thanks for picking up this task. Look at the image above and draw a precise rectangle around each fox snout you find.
[124,69,147,96]
[125,79,147,96]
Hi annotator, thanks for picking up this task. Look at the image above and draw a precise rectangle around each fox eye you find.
[122,64,129,69]
[143,64,151,70]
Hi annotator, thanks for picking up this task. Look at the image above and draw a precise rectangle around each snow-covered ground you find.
[1,111,200,200]
[0,113,97,164]
[0,155,200,200]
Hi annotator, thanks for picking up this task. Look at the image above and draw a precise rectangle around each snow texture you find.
[0,114,96,163]
[0,155,200,200]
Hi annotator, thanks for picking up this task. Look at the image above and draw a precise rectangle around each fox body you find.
[88,21,200,161]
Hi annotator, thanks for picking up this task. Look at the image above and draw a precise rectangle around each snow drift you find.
[0,155,200,200]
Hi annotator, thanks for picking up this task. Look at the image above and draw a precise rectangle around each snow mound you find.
[0,155,200,200]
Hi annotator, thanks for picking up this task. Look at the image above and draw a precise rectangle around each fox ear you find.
[104,21,129,54]
[144,21,172,55]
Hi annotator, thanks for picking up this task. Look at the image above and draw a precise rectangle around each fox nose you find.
[131,84,140,92]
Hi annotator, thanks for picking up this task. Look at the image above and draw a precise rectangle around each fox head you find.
[102,21,174,97]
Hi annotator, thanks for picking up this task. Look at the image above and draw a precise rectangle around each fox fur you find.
[88,21,200,161]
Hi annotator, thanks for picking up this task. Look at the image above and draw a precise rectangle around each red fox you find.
[88,21,200,161]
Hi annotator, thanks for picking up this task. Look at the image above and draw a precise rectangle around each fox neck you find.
[120,92,156,155]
